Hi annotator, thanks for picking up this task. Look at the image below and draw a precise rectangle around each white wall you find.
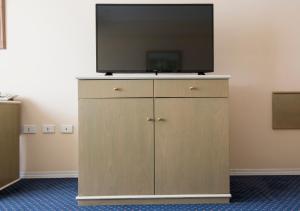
[0,0,300,175]
[0,0,96,173]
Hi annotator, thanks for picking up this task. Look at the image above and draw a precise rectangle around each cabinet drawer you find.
[154,80,228,98]
[79,80,153,98]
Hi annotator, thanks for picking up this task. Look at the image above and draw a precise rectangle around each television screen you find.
[96,4,214,74]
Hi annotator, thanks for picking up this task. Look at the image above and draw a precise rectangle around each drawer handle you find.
[146,117,154,121]
[113,87,121,91]
[189,86,197,90]
[157,117,165,121]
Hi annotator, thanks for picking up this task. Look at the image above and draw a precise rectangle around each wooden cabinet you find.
[77,78,230,205]
[0,102,21,190]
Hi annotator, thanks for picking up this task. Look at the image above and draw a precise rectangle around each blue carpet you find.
[0,176,300,210]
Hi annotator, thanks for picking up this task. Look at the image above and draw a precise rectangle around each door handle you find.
[147,117,154,121]
[157,117,165,121]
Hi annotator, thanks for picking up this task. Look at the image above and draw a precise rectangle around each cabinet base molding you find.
[76,194,231,205]
[0,178,20,191]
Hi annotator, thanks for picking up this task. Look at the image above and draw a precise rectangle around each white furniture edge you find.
[19,169,300,179]
[0,178,20,191]
[20,171,78,179]
[76,74,231,80]
[230,168,300,176]
[76,194,232,200]
[0,101,21,104]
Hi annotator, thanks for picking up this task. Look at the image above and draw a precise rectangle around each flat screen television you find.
[96,4,214,74]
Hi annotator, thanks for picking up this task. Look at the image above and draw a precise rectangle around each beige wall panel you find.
[273,93,300,129]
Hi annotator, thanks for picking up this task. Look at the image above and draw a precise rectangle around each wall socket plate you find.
[42,124,56,134]
[61,125,73,134]
[23,125,37,134]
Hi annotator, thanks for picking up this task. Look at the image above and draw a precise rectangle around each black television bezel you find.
[96,4,214,74]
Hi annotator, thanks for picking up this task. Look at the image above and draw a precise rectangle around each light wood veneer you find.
[79,98,154,196]
[0,102,20,189]
[154,80,228,98]
[79,80,153,98]
[0,0,6,49]
[78,79,230,205]
[155,98,229,195]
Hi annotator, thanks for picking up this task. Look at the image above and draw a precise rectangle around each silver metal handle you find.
[113,87,121,91]
[157,117,165,121]
[189,86,197,90]
[147,117,154,121]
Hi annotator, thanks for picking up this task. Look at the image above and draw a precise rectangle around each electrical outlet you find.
[61,125,73,134]
[42,124,55,134]
[23,125,37,134]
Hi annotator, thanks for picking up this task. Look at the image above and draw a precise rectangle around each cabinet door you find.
[0,104,20,188]
[79,98,154,196]
[155,98,229,195]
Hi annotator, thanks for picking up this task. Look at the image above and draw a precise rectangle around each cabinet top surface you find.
[77,74,231,80]
[0,101,21,104]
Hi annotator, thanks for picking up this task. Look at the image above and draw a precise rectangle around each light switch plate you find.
[42,124,56,134]
[23,125,37,134]
[61,125,73,134]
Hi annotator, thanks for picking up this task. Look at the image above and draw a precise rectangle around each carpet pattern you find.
[0,176,300,210]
